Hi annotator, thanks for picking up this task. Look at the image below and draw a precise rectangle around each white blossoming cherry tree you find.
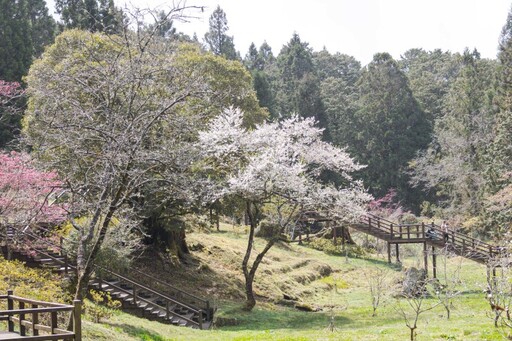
[198,108,372,311]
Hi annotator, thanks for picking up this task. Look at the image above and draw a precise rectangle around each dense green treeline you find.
[1,2,511,240]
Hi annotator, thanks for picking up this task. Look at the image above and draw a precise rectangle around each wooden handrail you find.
[96,266,201,314]
[131,268,209,307]
[0,290,81,340]
[2,225,212,326]
[97,280,201,327]
[363,213,502,256]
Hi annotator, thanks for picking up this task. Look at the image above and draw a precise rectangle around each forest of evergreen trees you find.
[1,1,511,242]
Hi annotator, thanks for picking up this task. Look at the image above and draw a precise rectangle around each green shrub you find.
[83,289,121,323]
[0,256,69,303]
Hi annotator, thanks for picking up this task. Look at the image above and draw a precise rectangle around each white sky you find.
[49,0,512,65]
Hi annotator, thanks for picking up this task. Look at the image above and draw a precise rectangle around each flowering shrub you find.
[84,289,121,323]
[0,80,24,104]
[368,188,408,221]
[0,151,66,227]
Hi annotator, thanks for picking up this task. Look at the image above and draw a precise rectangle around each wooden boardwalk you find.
[347,214,504,277]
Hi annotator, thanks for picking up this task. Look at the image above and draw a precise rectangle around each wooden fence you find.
[0,290,81,340]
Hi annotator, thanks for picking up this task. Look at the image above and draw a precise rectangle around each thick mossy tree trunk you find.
[329,225,356,244]
[242,201,275,311]
[143,214,189,261]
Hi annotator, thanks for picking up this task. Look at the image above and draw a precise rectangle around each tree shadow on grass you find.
[107,323,171,341]
[361,257,404,271]
[217,308,353,331]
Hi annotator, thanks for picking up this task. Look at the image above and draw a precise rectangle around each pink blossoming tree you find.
[0,151,66,228]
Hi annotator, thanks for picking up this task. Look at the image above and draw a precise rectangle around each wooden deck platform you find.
[0,331,22,340]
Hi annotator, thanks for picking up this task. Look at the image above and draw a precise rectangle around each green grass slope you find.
[81,225,506,340]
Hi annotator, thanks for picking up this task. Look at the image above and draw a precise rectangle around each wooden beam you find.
[424,242,428,277]
[432,246,437,279]
[387,242,391,263]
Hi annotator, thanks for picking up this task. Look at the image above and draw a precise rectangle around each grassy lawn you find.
[80,227,508,340]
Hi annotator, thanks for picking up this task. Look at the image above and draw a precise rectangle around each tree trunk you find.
[244,272,256,311]
[241,201,275,311]
[410,326,416,341]
[168,228,189,259]
[74,207,115,301]
[326,226,355,244]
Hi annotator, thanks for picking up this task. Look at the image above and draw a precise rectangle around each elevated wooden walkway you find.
[348,214,504,277]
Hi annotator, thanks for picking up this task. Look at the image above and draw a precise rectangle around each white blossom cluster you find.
[198,107,372,224]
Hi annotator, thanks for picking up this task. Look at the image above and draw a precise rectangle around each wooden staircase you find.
[0,226,213,329]
[351,214,503,264]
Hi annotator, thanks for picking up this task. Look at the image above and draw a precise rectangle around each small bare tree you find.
[486,256,512,330]
[394,272,441,341]
[433,247,464,319]
[365,266,393,317]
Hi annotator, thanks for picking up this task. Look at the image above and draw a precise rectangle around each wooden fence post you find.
[432,246,437,279]
[7,289,14,332]
[133,285,138,305]
[73,300,82,341]
[32,304,39,336]
[19,301,26,336]
[423,242,428,277]
[198,311,203,330]
[51,311,58,334]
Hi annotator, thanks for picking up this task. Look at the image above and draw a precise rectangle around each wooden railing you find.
[131,268,212,321]
[3,225,211,315]
[3,226,75,275]
[0,290,81,340]
[362,213,503,259]
[95,267,205,329]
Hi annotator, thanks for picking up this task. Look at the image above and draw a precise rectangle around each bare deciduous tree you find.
[486,256,512,331]
[433,247,464,320]
[394,272,441,340]
[22,5,263,301]
[365,266,394,317]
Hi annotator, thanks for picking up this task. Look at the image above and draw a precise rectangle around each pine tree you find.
[355,53,430,207]
[400,48,460,123]
[244,42,259,70]
[411,50,497,218]
[274,33,324,125]
[314,49,361,146]
[56,0,123,33]
[28,0,57,56]
[204,6,238,60]
[492,5,512,182]
[258,41,275,69]
[0,0,33,82]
